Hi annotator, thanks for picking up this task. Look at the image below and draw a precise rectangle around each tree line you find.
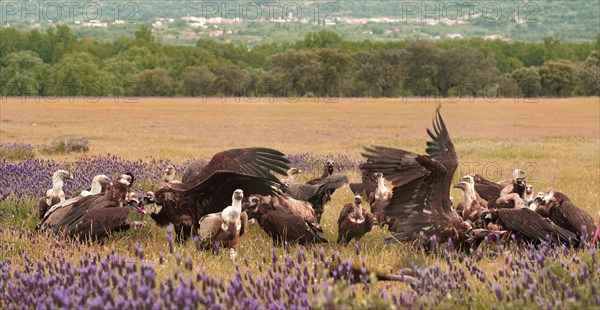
[1,26,598,98]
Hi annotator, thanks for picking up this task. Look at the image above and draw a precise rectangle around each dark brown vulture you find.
[38,169,74,219]
[198,189,248,260]
[453,175,488,224]
[360,106,475,251]
[49,180,145,241]
[370,197,390,227]
[472,174,503,203]
[148,147,290,241]
[483,207,577,245]
[285,174,349,223]
[337,196,374,245]
[348,167,378,198]
[245,195,328,246]
[247,194,317,224]
[39,174,111,230]
[533,190,596,246]
[306,159,335,185]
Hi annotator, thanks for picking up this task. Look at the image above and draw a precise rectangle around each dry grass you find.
[1,96,599,307]
[1,97,598,161]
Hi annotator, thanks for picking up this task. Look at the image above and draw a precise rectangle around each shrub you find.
[39,136,90,155]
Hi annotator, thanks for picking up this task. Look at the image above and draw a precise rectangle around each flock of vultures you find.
[36,107,600,262]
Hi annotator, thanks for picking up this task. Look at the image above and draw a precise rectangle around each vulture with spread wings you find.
[360,107,475,250]
[148,147,290,241]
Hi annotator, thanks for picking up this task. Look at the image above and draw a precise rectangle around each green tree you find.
[402,41,442,96]
[512,67,542,98]
[574,50,600,95]
[51,52,104,96]
[316,49,351,97]
[538,60,577,96]
[437,47,500,97]
[0,51,51,96]
[134,68,173,96]
[181,66,215,96]
[268,50,320,97]
[211,65,249,96]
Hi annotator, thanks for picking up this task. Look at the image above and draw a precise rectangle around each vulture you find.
[39,174,111,230]
[483,207,576,245]
[474,169,527,209]
[360,106,476,251]
[247,194,317,224]
[245,194,328,246]
[50,179,145,241]
[283,167,302,186]
[453,175,488,224]
[306,159,335,185]
[148,147,289,241]
[38,169,74,219]
[533,190,596,245]
[180,158,209,183]
[337,196,374,245]
[285,174,349,223]
[163,165,181,183]
[198,189,248,261]
[369,173,391,204]
[370,197,390,227]
[80,174,112,197]
[348,167,378,198]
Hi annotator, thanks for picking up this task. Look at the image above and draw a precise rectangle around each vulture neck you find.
[89,179,103,195]
[223,199,242,222]
[351,203,364,222]
[50,175,64,196]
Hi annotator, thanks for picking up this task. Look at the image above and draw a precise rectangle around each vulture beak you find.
[248,198,259,209]
[453,181,467,190]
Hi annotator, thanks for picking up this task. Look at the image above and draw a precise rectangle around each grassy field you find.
[1,97,599,308]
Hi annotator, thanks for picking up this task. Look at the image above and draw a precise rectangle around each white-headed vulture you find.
[38,169,74,219]
[198,189,248,260]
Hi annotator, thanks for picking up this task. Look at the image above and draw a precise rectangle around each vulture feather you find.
[361,106,475,251]
[285,174,349,223]
[306,159,335,185]
[348,167,378,198]
[534,190,596,246]
[245,195,328,245]
[485,208,576,245]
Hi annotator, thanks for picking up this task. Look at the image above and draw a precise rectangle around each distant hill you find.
[3,0,599,45]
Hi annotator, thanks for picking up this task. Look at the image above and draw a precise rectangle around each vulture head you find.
[163,165,176,183]
[119,172,135,187]
[325,159,335,175]
[353,195,362,205]
[287,167,302,177]
[53,169,74,182]
[453,181,468,191]
[512,169,525,181]
[81,174,111,196]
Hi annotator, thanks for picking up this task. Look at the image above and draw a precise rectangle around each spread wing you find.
[496,208,576,244]
[183,148,290,184]
[182,171,286,216]
[424,106,457,212]
[361,147,447,217]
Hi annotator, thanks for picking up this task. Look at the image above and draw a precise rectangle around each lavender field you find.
[1,98,599,309]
